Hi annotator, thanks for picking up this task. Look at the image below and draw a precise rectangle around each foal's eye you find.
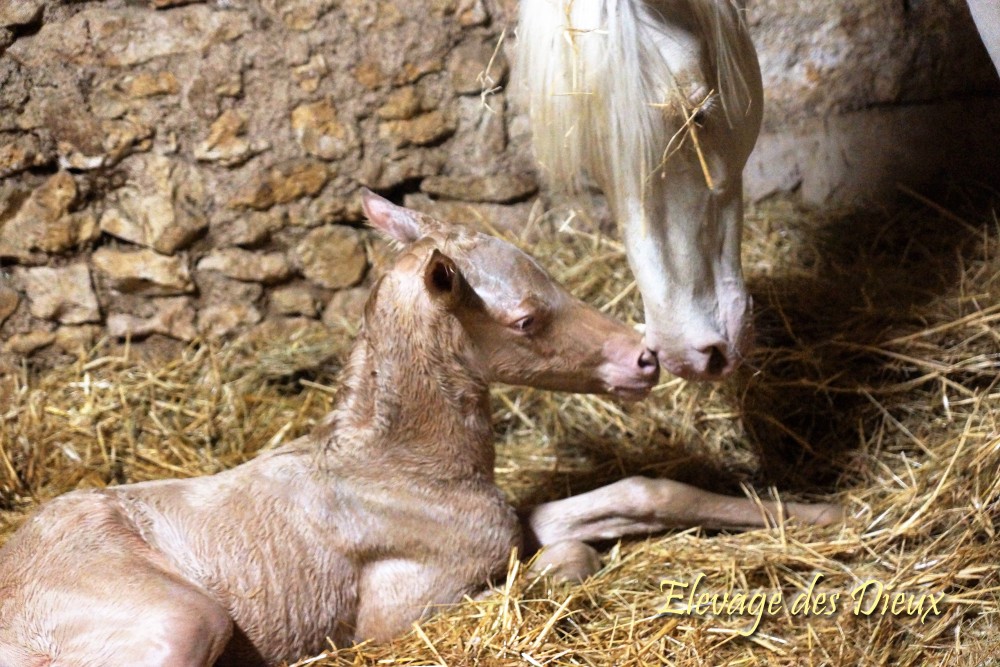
[691,109,707,128]
[512,315,536,333]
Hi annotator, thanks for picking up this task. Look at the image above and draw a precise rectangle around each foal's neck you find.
[317,309,495,482]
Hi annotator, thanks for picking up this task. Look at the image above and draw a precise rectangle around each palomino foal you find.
[0,193,840,667]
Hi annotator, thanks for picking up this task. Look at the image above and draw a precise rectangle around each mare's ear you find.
[423,249,463,309]
[360,188,434,244]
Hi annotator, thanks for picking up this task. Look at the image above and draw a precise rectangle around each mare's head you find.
[519,0,763,380]
[362,191,659,399]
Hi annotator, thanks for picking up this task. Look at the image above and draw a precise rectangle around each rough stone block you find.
[230,160,330,210]
[15,263,101,324]
[291,100,359,161]
[92,247,194,296]
[421,173,536,203]
[99,154,207,254]
[197,248,292,284]
[295,226,367,289]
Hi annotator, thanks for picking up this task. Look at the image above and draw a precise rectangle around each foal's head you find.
[362,191,660,399]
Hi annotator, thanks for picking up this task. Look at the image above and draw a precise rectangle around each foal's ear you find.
[423,249,462,309]
[361,188,430,244]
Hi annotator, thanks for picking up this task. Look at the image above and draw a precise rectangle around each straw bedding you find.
[1,192,998,666]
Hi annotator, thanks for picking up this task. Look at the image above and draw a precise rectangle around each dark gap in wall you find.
[6,10,44,42]
[371,177,425,207]
[23,162,60,178]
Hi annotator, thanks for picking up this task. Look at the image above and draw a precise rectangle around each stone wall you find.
[0,0,533,368]
[744,0,1000,203]
[1,0,997,367]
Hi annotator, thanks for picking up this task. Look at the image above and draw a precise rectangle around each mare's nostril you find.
[637,349,658,372]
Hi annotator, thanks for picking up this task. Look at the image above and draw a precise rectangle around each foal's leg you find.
[2,554,234,667]
[523,477,842,581]
[526,539,603,583]
[0,493,234,667]
[57,573,235,667]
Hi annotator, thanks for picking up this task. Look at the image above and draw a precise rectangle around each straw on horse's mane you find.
[516,0,756,219]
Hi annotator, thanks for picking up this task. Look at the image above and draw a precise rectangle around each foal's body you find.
[0,194,839,667]
[3,444,515,665]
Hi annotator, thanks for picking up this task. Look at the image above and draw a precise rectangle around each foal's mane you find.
[516,0,756,219]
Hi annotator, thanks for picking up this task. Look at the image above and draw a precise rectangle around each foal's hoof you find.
[787,501,845,527]
[529,540,602,583]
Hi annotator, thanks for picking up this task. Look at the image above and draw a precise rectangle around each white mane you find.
[515,0,756,222]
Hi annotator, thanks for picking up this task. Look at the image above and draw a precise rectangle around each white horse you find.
[968,0,1000,75]
[516,0,763,381]
[515,0,998,382]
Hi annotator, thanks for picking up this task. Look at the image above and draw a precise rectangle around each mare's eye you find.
[692,109,707,128]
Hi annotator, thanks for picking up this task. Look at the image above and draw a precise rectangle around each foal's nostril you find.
[638,349,658,372]
[704,345,728,377]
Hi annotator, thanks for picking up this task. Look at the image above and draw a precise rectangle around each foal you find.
[0,192,840,667]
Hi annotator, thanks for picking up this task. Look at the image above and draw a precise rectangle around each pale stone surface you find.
[211,211,286,247]
[456,0,489,27]
[90,72,180,120]
[197,248,291,284]
[198,303,262,338]
[99,154,207,254]
[287,196,358,228]
[107,297,197,341]
[0,282,19,326]
[191,271,263,339]
[0,171,98,256]
[291,100,359,161]
[448,37,508,95]
[421,173,536,203]
[0,0,43,28]
[445,95,510,172]
[379,111,456,147]
[0,59,27,133]
[229,160,330,210]
[54,325,101,354]
[377,86,423,121]
[92,247,194,296]
[3,331,55,355]
[747,0,998,131]
[194,110,260,167]
[744,98,1000,206]
[124,72,180,98]
[353,59,388,90]
[56,119,153,172]
[361,150,447,192]
[322,287,368,329]
[404,193,534,233]
[292,55,328,93]
[0,135,46,178]
[15,263,101,325]
[295,226,367,289]
[89,80,130,121]
[11,73,156,170]
[262,0,336,31]
[7,6,252,68]
[270,285,319,317]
